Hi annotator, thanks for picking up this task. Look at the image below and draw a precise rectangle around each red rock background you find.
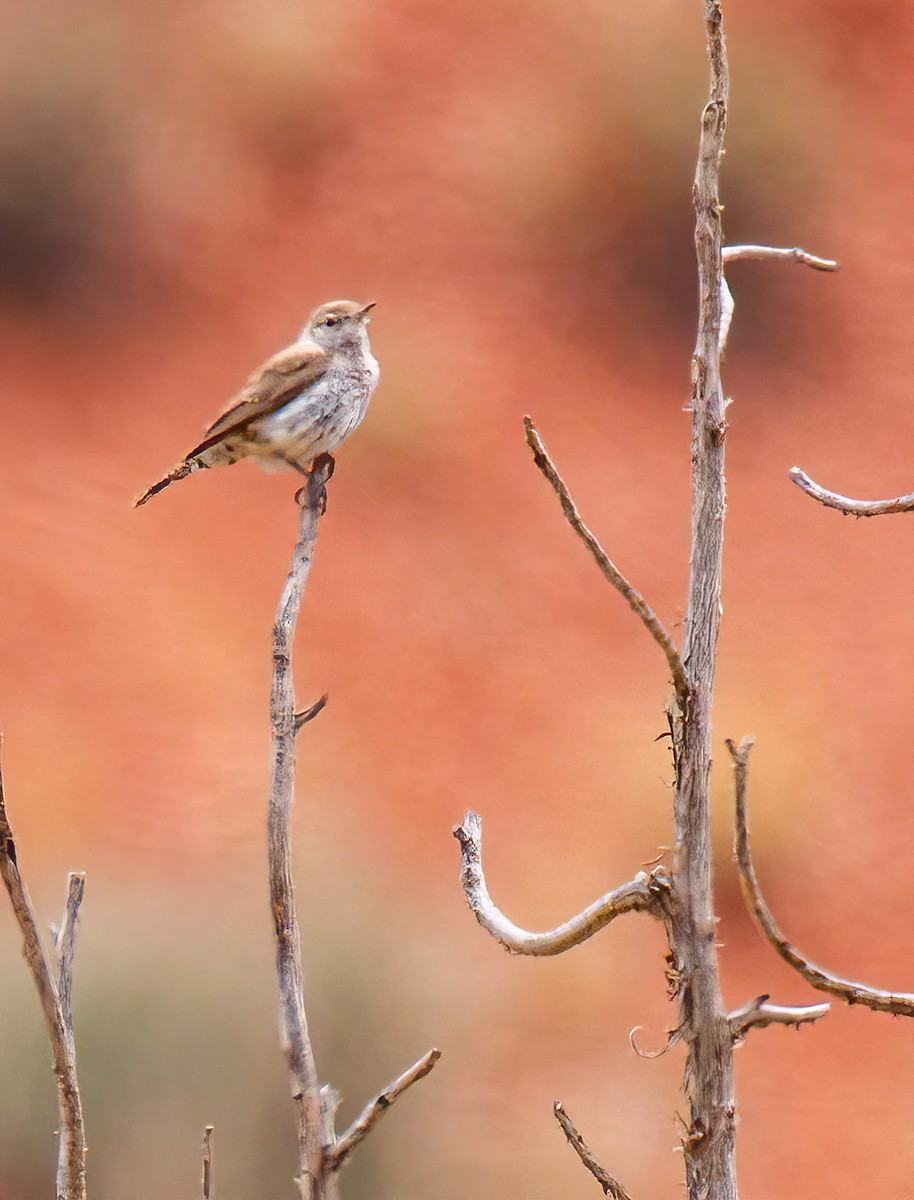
[1,1,912,1196]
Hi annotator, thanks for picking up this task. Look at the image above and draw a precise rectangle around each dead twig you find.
[788,467,914,517]
[202,1126,214,1200]
[727,994,830,1042]
[454,811,668,955]
[0,761,87,1200]
[553,1102,632,1200]
[722,245,838,271]
[523,417,688,708]
[328,1049,442,1169]
[727,736,914,1017]
[294,694,328,731]
[719,245,838,352]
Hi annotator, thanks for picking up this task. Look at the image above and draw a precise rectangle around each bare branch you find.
[202,1126,214,1200]
[453,811,667,956]
[669,4,739,1195]
[788,467,914,517]
[268,455,335,1193]
[0,761,87,1200]
[523,417,688,707]
[54,873,85,1034]
[719,245,837,354]
[294,694,329,732]
[727,736,914,1017]
[722,245,838,271]
[727,994,830,1042]
[553,1102,633,1200]
[328,1049,442,1170]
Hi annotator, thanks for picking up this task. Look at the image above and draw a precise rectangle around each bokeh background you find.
[2,1,912,1196]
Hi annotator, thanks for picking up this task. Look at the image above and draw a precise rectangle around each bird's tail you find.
[134,457,204,507]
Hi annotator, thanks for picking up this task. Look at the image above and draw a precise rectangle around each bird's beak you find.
[358,302,376,318]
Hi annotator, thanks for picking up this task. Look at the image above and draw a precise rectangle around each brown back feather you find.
[182,343,329,461]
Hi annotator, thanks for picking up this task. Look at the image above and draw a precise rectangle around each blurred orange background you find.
[1,1,912,1196]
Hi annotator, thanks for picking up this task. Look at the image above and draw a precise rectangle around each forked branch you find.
[269,457,439,1198]
[523,417,688,707]
[788,468,914,517]
[0,761,87,1200]
[454,811,669,955]
[269,459,334,1196]
[329,1049,442,1169]
[727,736,914,1017]
[553,1102,633,1200]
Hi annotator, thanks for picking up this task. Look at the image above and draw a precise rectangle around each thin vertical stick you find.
[202,1126,214,1200]
[0,764,87,1200]
[268,457,335,1200]
[669,2,737,1196]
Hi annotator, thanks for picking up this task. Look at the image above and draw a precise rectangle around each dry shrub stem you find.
[788,468,914,517]
[452,3,821,1196]
[522,418,688,707]
[269,456,439,1200]
[454,811,670,955]
[727,738,914,1017]
[269,459,333,1198]
[665,5,738,1196]
[553,1103,633,1200]
[201,1126,214,1200]
[0,762,87,1200]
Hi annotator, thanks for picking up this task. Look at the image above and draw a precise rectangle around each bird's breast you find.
[253,351,378,464]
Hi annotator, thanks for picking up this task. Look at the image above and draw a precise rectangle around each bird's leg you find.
[295,453,335,515]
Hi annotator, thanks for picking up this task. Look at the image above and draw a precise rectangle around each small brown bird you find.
[135,300,378,506]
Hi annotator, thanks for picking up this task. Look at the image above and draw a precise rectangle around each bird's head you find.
[306,300,376,348]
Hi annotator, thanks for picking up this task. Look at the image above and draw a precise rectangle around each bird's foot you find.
[295,453,335,515]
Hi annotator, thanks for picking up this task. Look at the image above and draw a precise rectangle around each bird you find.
[135,299,378,506]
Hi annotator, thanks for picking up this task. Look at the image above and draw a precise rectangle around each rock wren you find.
[135,300,378,506]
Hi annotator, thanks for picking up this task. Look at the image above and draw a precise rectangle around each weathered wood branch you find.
[722,245,838,271]
[719,244,838,353]
[553,1102,633,1200]
[726,994,829,1042]
[201,1125,214,1200]
[788,468,914,517]
[667,4,739,1196]
[269,457,440,1198]
[523,417,688,708]
[727,736,914,1018]
[294,694,329,731]
[0,762,87,1200]
[328,1049,442,1169]
[53,873,85,1036]
[269,457,334,1198]
[454,811,669,955]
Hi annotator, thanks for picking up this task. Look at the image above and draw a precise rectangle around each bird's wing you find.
[182,343,329,460]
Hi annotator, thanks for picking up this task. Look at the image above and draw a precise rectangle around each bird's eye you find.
[324,316,341,327]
